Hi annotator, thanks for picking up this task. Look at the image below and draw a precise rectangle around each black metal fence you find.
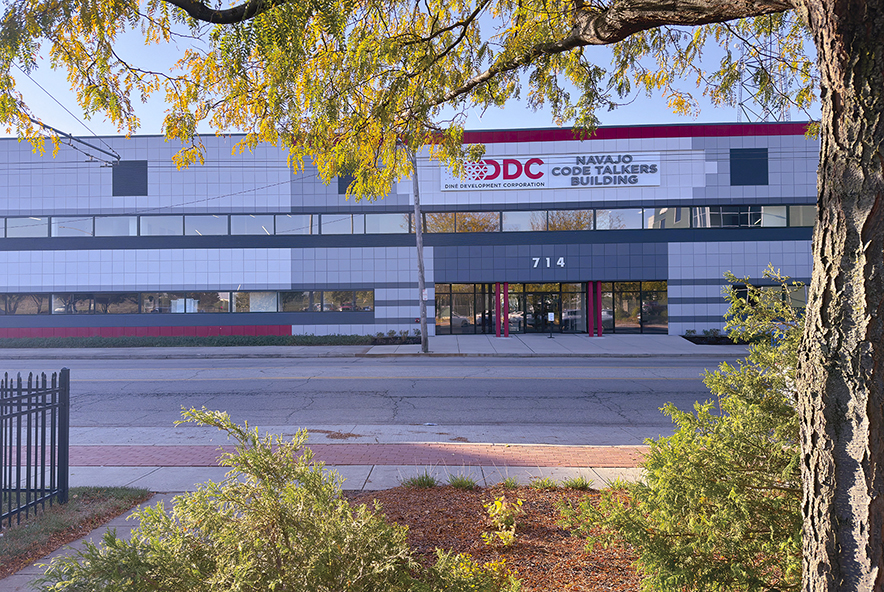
[1,368,70,528]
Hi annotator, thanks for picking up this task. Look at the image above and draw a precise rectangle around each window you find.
[51,294,93,314]
[365,213,410,234]
[644,207,690,229]
[323,291,355,311]
[141,216,183,236]
[5,294,50,314]
[280,291,312,312]
[94,293,139,314]
[790,205,816,227]
[231,215,274,235]
[6,217,48,237]
[321,214,364,234]
[355,290,374,311]
[141,293,184,313]
[51,217,94,237]
[596,209,643,230]
[456,212,500,232]
[233,292,278,312]
[547,210,592,231]
[275,214,316,235]
[757,206,787,227]
[185,292,230,313]
[95,216,138,236]
[424,212,456,233]
[502,211,546,232]
[185,215,228,236]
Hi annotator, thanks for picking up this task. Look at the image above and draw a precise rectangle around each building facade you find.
[0,122,817,339]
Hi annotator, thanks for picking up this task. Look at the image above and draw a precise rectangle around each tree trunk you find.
[407,147,430,354]
[798,0,884,588]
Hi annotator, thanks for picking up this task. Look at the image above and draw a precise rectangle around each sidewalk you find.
[0,332,749,359]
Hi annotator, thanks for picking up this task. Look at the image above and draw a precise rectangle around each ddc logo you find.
[463,158,544,181]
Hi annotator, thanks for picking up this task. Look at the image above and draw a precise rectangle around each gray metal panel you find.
[0,311,374,329]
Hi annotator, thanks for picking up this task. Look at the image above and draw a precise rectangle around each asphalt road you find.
[5,357,736,444]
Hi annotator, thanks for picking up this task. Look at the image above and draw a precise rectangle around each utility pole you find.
[405,146,429,354]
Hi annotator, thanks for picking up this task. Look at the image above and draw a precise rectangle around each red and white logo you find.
[461,158,544,181]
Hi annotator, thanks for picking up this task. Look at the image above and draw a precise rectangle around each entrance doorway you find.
[526,291,559,333]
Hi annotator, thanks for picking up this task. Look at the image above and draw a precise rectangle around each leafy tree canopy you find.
[0,0,817,197]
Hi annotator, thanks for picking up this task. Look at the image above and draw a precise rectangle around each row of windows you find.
[0,291,374,315]
[0,205,815,238]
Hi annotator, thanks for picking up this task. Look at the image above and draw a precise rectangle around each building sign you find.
[441,153,661,191]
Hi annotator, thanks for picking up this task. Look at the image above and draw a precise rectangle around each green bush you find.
[561,266,802,591]
[36,409,518,592]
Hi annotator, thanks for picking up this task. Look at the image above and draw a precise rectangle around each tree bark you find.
[797,0,884,588]
[407,147,430,354]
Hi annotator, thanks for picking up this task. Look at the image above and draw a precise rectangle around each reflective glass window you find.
[641,291,668,333]
[322,291,354,311]
[321,214,364,235]
[51,217,94,237]
[424,212,456,233]
[6,217,48,237]
[280,291,312,312]
[355,291,374,311]
[276,214,316,235]
[233,292,278,312]
[185,292,229,313]
[790,205,816,227]
[141,292,183,313]
[0,294,4,314]
[547,210,592,231]
[692,207,713,228]
[185,215,228,236]
[0,218,4,238]
[644,207,690,229]
[596,209,643,230]
[6,294,50,314]
[562,291,587,333]
[140,216,183,236]
[365,214,410,233]
[95,216,138,236]
[94,293,139,314]
[456,212,500,233]
[231,215,274,235]
[435,291,451,334]
[758,206,787,227]
[502,211,546,232]
[52,294,93,314]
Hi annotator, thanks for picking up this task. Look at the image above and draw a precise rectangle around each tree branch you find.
[431,0,795,106]
[161,0,292,24]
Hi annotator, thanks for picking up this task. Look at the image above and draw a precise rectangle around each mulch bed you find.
[350,485,641,591]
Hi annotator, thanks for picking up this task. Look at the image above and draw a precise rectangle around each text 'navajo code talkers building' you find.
[0,122,816,339]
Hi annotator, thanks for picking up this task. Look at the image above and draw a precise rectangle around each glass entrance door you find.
[526,292,560,333]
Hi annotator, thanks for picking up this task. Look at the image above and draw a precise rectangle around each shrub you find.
[498,477,519,489]
[36,409,516,592]
[480,496,524,547]
[402,470,439,488]
[447,474,478,490]
[561,266,802,591]
[528,476,557,490]
[561,475,593,491]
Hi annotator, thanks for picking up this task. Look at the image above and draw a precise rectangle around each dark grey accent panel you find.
[112,161,148,196]
[374,300,419,307]
[670,315,733,323]
[371,317,429,326]
[0,312,374,329]
[337,174,355,194]
[433,242,668,284]
[668,276,812,286]
[730,149,768,186]
[670,297,732,305]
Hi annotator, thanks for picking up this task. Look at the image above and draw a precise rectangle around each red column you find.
[595,281,604,337]
[503,283,510,337]
[495,283,501,337]
[587,281,595,337]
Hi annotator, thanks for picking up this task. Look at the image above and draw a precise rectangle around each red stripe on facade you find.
[0,325,294,339]
[461,122,812,145]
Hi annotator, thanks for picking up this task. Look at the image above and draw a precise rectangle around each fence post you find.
[57,368,70,504]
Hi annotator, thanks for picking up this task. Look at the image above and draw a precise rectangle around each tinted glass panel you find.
[424,212,456,233]
[276,214,316,235]
[6,294,50,314]
[641,291,668,333]
[185,292,229,313]
[7,217,48,237]
[95,216,138,236]
[456,212,500,232]
[355,291,374,311]
[231,215,274,235]
[596,209,643,230]
[644,207,690,229]
[614,290,641,333]
[759,206,787,227]
[451,292,475,334]
[790,205,816,227]
[502,211,546,232]
[365,214,410,233]
[322,291,354,311]
[233,292,277,312]
[94,293,139,314]
[321,214,358,235]
[51,217,94,237]
[141,293,182,313]
[52,294,93,314]
[280,291,312,312]
[562,291,586,333]
[141,216,183,236]
[185,215,228,236]
[547,210,592,231]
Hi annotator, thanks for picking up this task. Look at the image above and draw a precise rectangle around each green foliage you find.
[560,475,593,491]
[402,470,439,488]
[480,496,524,548]
[447,474,479,490]
[498,477,519,489]
[36,410,518,592]
[561,266,802,591]
[415,551,520,592]
[528,476,557,490]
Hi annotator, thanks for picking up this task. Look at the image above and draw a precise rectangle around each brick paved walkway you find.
[70,444,647,468]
